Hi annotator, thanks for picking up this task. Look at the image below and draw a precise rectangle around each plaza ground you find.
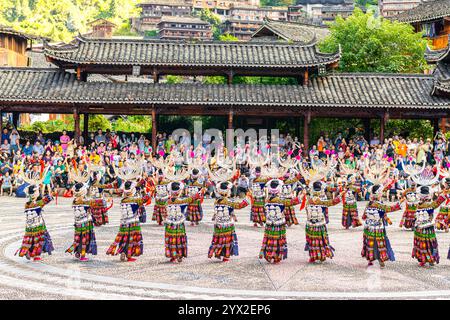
[1,197,450,299]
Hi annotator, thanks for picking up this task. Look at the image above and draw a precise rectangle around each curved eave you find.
[43,52,341,68]
[0,97,447,109]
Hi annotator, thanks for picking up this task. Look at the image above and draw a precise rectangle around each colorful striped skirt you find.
[361,227,395,262]
[259,224,287,263]
[304,224,334,262]
[165,223,188,259]
[435,207,449,231]
[342,204,361,228]
[399,208,416,230]
[250,204,266,224]
[187,202,203,223]
[284,206,299,226]
[91,207,109,227]
[66,221,97,256]
[208,224,238,259]
[106,222,143,258]
[16,224,54,258]
[412,226,439,264]
[152,204,167,225]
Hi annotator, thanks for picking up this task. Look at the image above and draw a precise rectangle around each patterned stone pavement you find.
[1,196,450,299]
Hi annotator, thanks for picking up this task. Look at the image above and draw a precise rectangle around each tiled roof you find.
[158,16,210,25]
[393,0,450,23]
[252,19,330,44]
[43,36,341,68]
[0,68,448,108]
[433,62,450,94]
[0,25,37,40]
[424,38,450,63]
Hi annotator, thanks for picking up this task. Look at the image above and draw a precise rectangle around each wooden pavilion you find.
[0,33,450,153]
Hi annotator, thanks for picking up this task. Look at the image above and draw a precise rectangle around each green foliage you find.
[20,119,72,133]
[319,8,427,73]
[165,75,184,84]
[196,8,222,39]
[86,115,111,131]
[385,120,433,139]
[0,0,141,41]
[144,30,157,38]
[218,33,238,42]
[260,0,295,6]
[203,76,227,84]
[112,115,151,133]
[355,0,378,7]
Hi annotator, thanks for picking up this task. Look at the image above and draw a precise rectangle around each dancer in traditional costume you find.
[304,181,341,263]
[65,183,98,261]
[208,181,250,261]
[259,179,300,264]
[412,186,446,267]
[399,187,418,230]
[165,181,196,263]
[249,167,269,227]
[281,169,301,226]
[152,169,170,226]
[89,172,115,227]
[107,162,150,262]
[361,184,401,268]
[185,168,205,226]
[435,178,450,232]
[341,181,362,229]
[16,166,54,261]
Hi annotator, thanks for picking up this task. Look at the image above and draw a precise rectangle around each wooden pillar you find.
[152,69,159,83]
[73,107,81,143]
[303,69,309,86]
[227,70,234,85]
[83,113,89,143]
[363,118,371,142]
[432,118,440,136]
[228,110,233,130]
[440,118,447,134]
[303,110,311,156]
[12,112,19,128]
[380,111,387,144]
[0,109,3,131]
[151,107,157,153]
[295,116,301,141]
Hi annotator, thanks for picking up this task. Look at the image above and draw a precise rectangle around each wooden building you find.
[85,19,117,39]
[132,0,193,33]
[0,34,447,154]
[157,16,213,40]
[394,0,450,50]
[0,26,35,67]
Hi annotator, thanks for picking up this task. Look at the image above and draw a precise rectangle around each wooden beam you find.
[151,107,157,153]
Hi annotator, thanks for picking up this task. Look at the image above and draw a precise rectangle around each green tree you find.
[196,8,222,39]
[319,8,427,73]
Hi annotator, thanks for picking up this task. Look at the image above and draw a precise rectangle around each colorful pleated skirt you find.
[106,222,143,258]
[435,207,449,231]
[91,207,109,227]
[284,206,299,226]
[412,226,439,264]
[342,204,361,228]
[259,224,287,263]
[361,227,395,262]
[152,204,167,225]
[187,201,203,223]
[399,208,416,230]
[250,203,266,224]
[165,223,188,259]
[208,224,238,259]
[304,224,334,262]
[66,221,97,256]
[16,224,54,258]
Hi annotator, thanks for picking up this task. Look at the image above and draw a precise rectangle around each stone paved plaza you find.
[1,196,450,299]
